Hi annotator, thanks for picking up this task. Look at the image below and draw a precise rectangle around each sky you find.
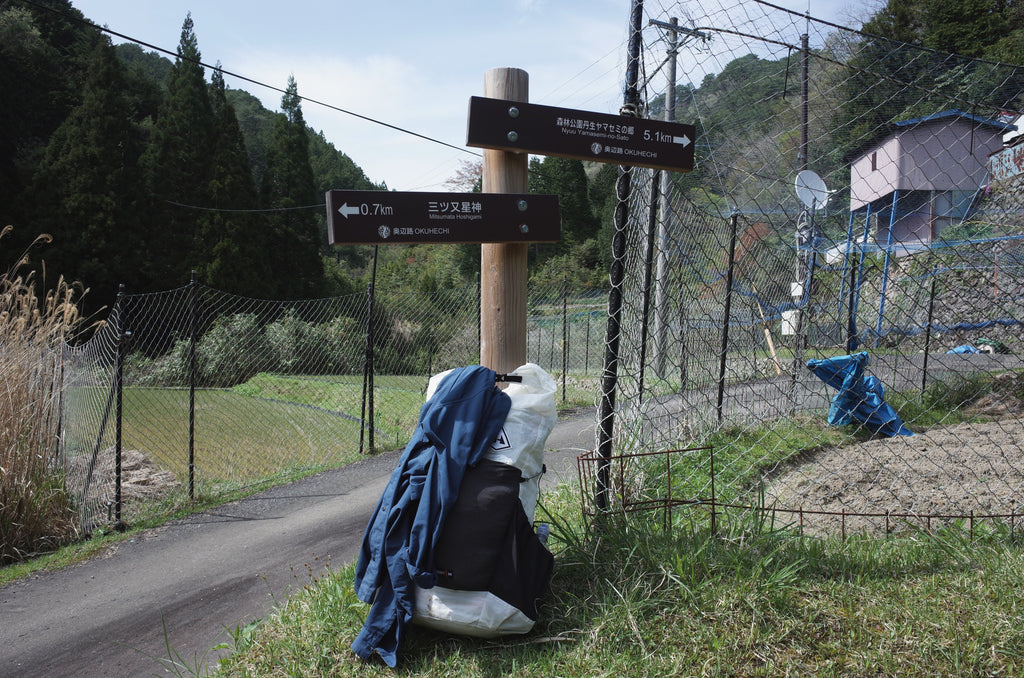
[71,0,859,193]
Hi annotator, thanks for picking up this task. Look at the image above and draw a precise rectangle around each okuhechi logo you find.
[378,225,391,239]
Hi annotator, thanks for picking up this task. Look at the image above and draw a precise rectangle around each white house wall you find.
[850,135,901,211]
[850,118,1005,212]
[900,120,1000,192]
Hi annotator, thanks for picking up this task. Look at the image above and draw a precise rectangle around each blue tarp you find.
[806,351,913,437]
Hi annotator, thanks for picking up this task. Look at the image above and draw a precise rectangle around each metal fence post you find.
[638,170,662,403]
[921,270,937,394]
[476,271,482,361]
[717,214,739,424]
[875,190,899,346]
[584,313,591,376]
[80,288,124,530]
[848,204,873,352]
[114,286,128,525]
[561,274,568,403]
[360,245,379,454]
[597,0,644,511]
[188,271,197,500]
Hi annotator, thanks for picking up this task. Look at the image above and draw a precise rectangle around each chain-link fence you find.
[584,0,1024,537]
[59,0,1024,539]
[61,276,604,530]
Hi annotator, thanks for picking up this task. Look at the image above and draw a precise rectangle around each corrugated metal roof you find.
[894,109,1017,132]
[845,109,1017,163]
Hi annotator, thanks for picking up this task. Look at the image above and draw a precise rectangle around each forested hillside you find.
[1,0,381,317]
[3,0,1022,320]
[0,0,622,318]
[650,0,1024,218]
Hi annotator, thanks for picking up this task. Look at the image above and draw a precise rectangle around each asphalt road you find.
[0,410,596,678]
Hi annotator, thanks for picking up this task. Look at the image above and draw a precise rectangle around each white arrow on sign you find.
[337,203,361,219]
[672,135,691,147]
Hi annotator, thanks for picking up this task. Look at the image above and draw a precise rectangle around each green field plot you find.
[62,372,437,494]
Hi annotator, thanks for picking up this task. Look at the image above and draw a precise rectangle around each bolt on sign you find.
[325,190,561,245]
[466,96,696,173]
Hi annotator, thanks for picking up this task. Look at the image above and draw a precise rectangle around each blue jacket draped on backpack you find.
[351,366,512,666]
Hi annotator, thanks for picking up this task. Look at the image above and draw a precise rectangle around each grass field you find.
[214,481,1024,678]
[62,375,430,495]
[58,368,597,534]
[207,376,1024,676]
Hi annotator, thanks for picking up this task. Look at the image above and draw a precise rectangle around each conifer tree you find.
[529,156,598,246]
[260,76,325,298]
[33,38,144,314]
[0,3,88,255]
[139,13,215,289]
[195,67,275,296]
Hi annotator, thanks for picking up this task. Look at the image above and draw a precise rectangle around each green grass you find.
[24,363,1024,675]
[64,387,363,480]
[0,526,127,586]
[10,368,586,573]
[212,483,1024,677]
[209,381,1024,677]
[63,374,427,487]
[234,373,429,451]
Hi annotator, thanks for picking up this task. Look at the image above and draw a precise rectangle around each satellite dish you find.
[795,170,829,210]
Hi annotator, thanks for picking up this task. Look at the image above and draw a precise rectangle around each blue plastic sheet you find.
[947,344,979,354]
[806,351,913,437]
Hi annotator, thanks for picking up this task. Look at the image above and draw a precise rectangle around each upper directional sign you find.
[325,190,561,245]
[466,96,696,173]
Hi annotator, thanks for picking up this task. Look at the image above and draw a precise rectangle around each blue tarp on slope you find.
[806,351,913,437]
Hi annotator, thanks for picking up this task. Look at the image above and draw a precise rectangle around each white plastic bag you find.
[485,363,556,522]
[425,362,556,521]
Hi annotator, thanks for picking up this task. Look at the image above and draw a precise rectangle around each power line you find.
[21,0,477,158]
[20,0,629,204]
[163,199,325,213]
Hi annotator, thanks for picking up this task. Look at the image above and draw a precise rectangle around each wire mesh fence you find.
[56,0,1024,539]
[584,0,1024,538]
[60,276,605,530]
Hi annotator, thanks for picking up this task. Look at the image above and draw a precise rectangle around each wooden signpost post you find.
[327,64,697,380]
[479,68,530,374]
[465,68,697,373]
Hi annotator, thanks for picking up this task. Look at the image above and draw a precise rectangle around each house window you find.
[870,152,877,171]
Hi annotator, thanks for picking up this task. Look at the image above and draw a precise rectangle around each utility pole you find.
[653,17,677,378]
[790,31,811,412]
[648,18,708,381]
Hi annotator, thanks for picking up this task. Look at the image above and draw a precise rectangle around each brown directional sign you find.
[325,190,560,245]
[466,96,696,173]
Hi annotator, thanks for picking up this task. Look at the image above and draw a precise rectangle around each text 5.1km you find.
[643,128,692,146]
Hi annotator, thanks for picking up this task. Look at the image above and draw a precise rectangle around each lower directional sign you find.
[325,190,560,245]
